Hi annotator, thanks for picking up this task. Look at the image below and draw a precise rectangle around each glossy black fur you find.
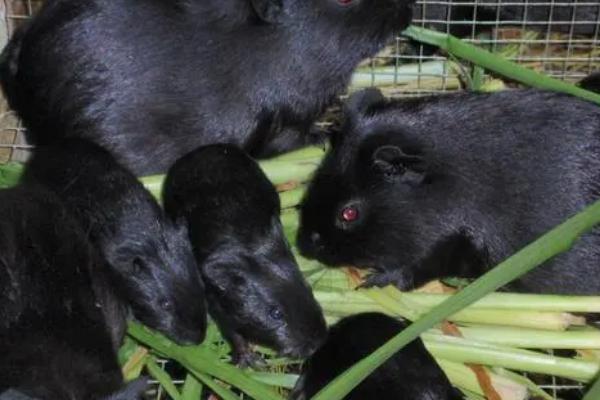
[290,313,461,400]
[0,185,146,400]
[22,138,207,345]
[0,0,414,175]
[163,144,327,366]
[298,88,600,294]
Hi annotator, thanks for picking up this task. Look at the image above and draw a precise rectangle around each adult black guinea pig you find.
[22,138,207,345]
[163,144,327,366]
[290,313,461,400]
[298,88,600,294]
[0,185,147,400]
[0,0,415,175]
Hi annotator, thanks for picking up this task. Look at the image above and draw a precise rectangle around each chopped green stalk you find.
[128,323,285,400]
[280,186,306,210]
[428,326,600,349]
[397,292,600,313]
[436,359,528,400]
[316,288,584,331]
[350,61,457,88]
[425,335,599,382]
[181,374,203,400]
[193,371,240,400]
[145,356,183,400]
[246,372,299,389]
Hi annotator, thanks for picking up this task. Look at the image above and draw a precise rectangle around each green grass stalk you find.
[425,335,599,382]
[145,356,182,400]
[128,323,285,400]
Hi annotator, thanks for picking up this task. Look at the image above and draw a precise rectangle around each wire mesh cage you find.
[0,1,599,399]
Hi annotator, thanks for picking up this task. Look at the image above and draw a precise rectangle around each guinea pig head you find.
[297,89,458,289]
[103,214,207,345]
[202,219,327,359]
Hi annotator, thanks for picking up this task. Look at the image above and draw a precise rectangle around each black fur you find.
[579,72,600,94]
[0,185,146,400]
[298,88,600,294]
[163,144,327,366]
[22,138,207,345]
[0,0,415,175]
[290,313,461,400]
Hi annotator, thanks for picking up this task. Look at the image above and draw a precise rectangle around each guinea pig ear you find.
[345,88,387,116]
[372,145,428,185]
[202,255,248,293]
[250,0,284,23]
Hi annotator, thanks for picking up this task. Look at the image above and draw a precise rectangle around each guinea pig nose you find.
[310,232,321,246]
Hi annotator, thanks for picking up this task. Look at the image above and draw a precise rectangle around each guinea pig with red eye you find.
[1,0,415,176]
[298,88,600,294]
[290,313,462,400]
[163,144,327,367]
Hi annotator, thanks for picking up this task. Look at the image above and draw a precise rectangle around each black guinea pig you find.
[0,184,147,400]
[163,144,327,366]
[22,138,207,345]
[290,313,461,400]
[298,88,600,294]
[0,0,415,175]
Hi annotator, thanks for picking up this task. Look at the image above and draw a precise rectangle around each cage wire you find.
[0,0,598,399]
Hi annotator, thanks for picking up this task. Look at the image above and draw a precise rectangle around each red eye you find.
[338,0,353,5]
[341,206,359,222]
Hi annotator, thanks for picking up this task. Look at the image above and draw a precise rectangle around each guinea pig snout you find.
[297,230,325,259]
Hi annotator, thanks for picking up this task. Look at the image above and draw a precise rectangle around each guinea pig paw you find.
[233,350,267,370]
[358,272,395,289]
[359,270,415,291]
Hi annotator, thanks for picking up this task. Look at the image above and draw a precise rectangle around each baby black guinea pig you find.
[22,138,207,345]
[290,313,461,400]
[0,0,415,175]
[298,88,600,295]
[0,184,147,399]
[163,144,327,366]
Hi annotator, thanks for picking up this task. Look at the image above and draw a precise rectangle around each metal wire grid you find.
[0,1,598,399]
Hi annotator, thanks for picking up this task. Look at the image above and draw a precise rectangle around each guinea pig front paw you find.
[360,270,415,291]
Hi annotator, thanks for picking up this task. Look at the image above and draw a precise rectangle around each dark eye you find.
[340,205,359,222]
[160,299,174,311]
[132,257,145,274]
[269,307,284,321]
